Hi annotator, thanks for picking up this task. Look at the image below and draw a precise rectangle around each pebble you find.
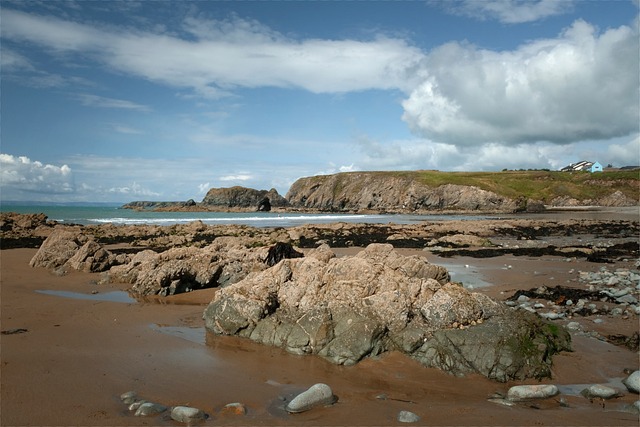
[170,406,206,424]
[580,384,619,399]
[397,410,420,423]
[565,322,581,331]
[285,383,337,413]
[488,398,515,407]
[623,370,640,394]
[507,384,559,401]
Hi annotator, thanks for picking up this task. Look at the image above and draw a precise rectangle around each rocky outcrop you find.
[286,173,516,213]
[204,244,570,381]
[29,228,122,272]
[202,186,287,209]
[109,237,271,296]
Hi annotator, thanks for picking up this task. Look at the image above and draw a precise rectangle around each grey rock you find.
[120,391,138,405]
[135,402,167,416]
[285,383,337,413]
[623,370,640,394]
[170,406,206,423]
[507,384,559,401]
[397,410,420,423]
[580,384,619,399]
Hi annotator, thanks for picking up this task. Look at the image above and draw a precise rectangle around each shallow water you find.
[149,324,206,345]
[35,289,136,303]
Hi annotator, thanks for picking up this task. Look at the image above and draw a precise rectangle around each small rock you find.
[397,410,420,423]
[539,312,563,320]
[285,383,337,413]
[135,402,167,416]
[507,384,559,401]
[221,402,247,415]
[566,322,581,331]
[120,391,138,405]
[128,400,146,411]
[580,384,619,399]
[592,318,604,324]
[170,406,206,423]
[488,398,515,407]
[623,370,640,394]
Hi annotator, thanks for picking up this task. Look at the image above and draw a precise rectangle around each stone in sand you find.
[580,385,619,400]
[170,406,206,423]
[120,391,138,405]
[398,410,420,423]
[134,402,167,416]
[623,370,640,394]
[220,402,247,415]
[285,383,337,413]
[507,384,559,401]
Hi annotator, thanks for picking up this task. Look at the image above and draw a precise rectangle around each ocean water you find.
[0,203,495,228]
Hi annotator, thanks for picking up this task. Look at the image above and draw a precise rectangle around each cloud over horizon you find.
[0,154,74,198]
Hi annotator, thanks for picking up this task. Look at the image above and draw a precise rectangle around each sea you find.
[0,202,499,228]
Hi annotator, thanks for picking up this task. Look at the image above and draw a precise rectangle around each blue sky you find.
[1,0,638,203]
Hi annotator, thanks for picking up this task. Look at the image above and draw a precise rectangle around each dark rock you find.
[265,242,304,267]
[257,197,271,212]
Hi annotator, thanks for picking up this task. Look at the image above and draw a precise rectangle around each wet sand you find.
[1,247,639,426]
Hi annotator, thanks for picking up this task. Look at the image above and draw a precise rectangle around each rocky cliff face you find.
[286,173,517,213]
[202,186,287,208]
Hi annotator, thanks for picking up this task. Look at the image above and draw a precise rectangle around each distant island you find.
[122,169,640,214]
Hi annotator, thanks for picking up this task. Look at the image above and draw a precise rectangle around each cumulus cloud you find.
[0,154,74,196]
[607,135,640,167]
[402,19,639,145]
[1,9,423,97]
[441,0,574,24]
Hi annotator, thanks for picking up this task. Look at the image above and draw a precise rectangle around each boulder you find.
[285,383,337,413]
[204,244,570,381]
[30,229,118,273]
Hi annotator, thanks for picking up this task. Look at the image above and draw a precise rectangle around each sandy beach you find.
[2,239,639,426]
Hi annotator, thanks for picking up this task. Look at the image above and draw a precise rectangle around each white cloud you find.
[444,0,574,24]
[77,94,151,111]
[0,154,74,197]
[111,124,144,135]
[219,174,252,182]
[402,19,639,145]
[198,182,210,194]
[1,9,423,97]
[107,182,160,197]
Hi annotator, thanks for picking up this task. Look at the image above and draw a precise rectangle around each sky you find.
[1,0,639,203]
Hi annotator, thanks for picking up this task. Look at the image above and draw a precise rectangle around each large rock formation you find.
[286,173,516,213]
[204,244,570,381]
[202,186,287,209]
[108,237,271,296]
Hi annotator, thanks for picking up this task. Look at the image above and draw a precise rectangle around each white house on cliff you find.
[560,161,603,173]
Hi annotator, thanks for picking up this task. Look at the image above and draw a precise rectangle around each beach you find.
[2,226,639,426]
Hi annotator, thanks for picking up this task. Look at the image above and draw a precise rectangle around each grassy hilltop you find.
[328,169,640,203]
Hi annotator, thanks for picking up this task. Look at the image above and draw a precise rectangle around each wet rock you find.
[580,384,619,399]
[397,410,420,423]
[134,402,167,416]
[170,406,206,423]
[220,402,247,415]
[285,383,337,413]
[507,384,559,401]
[623,370,640,394]
[120,391,138,405]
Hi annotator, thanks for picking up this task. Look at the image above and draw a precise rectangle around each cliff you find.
[286,170,639,213]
